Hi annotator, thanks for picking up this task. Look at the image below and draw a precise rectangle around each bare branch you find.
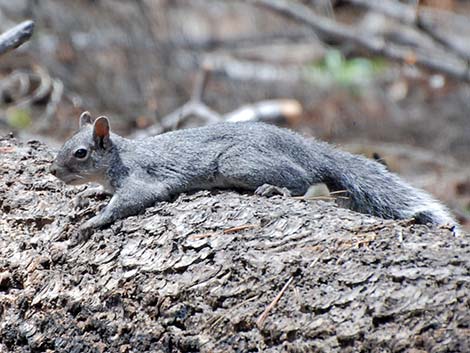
[169,30,315,51]
[346,0,417,24]
[132,63,303,139]
[346,0,470,60]
[415,9,470,62]
[191,64,212,103]
[246,0,381,48]
[0,20,35,56]
[137,98,302,138]
[135,0,166,59]
[158,101,222,133]
[157,64,221,131]
[246,0,470,81]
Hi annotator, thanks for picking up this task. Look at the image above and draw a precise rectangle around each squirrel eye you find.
[74,148,88,159]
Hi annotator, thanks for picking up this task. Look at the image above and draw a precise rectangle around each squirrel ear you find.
[93,116,111,149]
[79,111,93,128]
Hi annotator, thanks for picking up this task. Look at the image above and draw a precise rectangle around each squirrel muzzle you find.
[50,162,58,177]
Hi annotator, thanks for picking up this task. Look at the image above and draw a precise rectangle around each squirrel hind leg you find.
[218,153,311,196]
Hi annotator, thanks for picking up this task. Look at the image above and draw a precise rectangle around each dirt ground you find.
[1,135,469,353]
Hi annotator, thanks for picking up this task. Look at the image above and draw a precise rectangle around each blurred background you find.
[0,0,469,229]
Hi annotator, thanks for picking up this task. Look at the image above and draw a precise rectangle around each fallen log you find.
[0,136,468,352]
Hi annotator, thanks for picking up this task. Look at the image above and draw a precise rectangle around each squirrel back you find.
[51,112,459,233]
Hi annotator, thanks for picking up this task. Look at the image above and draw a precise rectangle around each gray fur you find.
[50,115,458,233]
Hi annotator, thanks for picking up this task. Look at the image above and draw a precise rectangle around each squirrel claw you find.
[68,224,94,246]
[255,184,292,198]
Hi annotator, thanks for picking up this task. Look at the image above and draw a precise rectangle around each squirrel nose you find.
[50,164,57,176]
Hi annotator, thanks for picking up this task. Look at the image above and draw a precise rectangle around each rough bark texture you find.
[0,135,469,353]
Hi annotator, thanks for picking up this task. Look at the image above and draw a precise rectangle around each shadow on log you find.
[0,135,468,352]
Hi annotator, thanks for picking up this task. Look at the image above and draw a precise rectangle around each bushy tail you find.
[320,148,458,231]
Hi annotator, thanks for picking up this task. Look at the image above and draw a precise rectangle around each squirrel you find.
[50,111,459,234]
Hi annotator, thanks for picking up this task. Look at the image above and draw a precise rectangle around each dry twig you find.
[223,224,258,234]
[256,276,294,328]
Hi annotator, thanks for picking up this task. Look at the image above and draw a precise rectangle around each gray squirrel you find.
[50,111,459,234]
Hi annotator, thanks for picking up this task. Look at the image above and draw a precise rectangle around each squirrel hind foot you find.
[255,184,292,198]
[412,209,462,236]
[412,211,435,225]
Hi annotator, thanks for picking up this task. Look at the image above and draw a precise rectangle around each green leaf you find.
[7,108,32,129]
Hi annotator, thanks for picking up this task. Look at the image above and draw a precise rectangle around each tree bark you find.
[0,136,468,352]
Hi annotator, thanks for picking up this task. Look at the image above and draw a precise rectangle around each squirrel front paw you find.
[68,222,95,245]
[71,214,107,245]
[75,216,102,241]
[73,186,109,209]
[80,215,105,231]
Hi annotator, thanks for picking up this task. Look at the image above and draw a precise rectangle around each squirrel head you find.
[50,111,114,186]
